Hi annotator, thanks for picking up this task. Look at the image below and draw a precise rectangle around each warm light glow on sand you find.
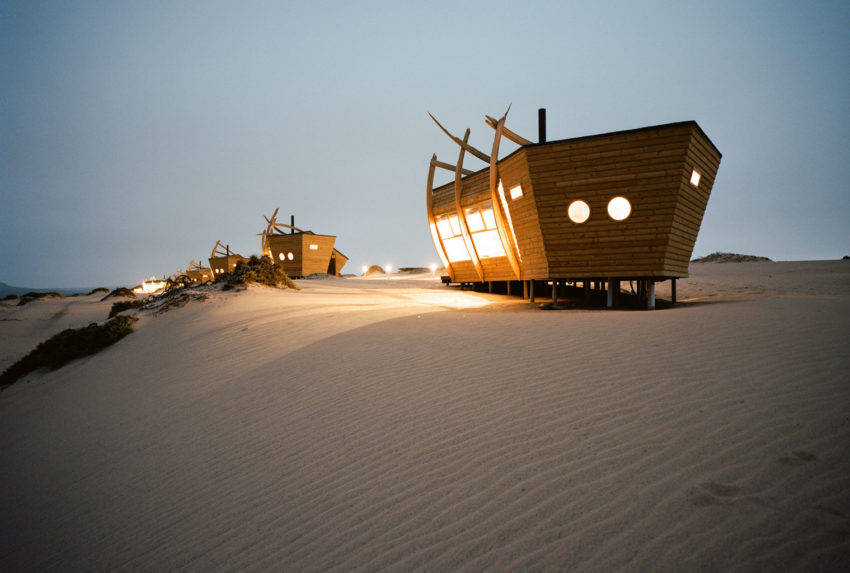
[406,291,491,309]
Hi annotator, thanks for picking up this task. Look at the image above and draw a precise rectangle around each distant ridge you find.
[691,252,773,263]
[0,282,100,298]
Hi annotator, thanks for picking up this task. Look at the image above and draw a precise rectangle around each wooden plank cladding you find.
[267,233,342,278]
[427,113,721,284]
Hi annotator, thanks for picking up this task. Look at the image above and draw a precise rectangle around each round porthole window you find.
[607,197,631,221]
[287,252,294,261]
[568,200,591,223]
[278,253,285,261]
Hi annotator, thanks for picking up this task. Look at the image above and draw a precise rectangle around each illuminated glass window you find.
[309,244,318,250]
[568,200,591,223]
[448,214,462,236]
[287,252,294,261]
[690,169,701,187]
[509,185,523,200]
[278,253,285,261]
[443,236,471,261]
[607,197,632,221]
[465,208,485,232]
[481,206,497,230]
[436,216,453,239]
[472,229,506,258]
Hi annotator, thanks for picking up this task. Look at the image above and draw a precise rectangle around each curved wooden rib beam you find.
[271,223,306,234]
[432,158,474,176]
[426,154,452,279]
[454,129,485,282]
[485,115,532,146]
[488,114,522,280]
[428,112,491,164]
[210,240,224,258]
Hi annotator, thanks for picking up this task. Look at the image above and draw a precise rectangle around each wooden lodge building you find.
[260,209,348,278]
[208,240,247,277]
[184,260,213,284]
[426,109,722,309]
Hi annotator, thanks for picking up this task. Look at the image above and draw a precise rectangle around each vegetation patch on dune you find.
[224,255,298,290]
[692,252,772,263]
[17,292,64,306]
[101,287,136,301]
[0,315,138,388]
[109,300,145,318]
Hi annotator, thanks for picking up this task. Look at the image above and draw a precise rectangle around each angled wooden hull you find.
[267,233,345,277]
[428,121,721,282]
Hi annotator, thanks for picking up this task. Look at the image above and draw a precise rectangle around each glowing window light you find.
[481,206,497,230]
[690,169,701,187]
[472,229,506,258]
[278,253,285,261]
[448,214,462,236]
[287,252,294,261]
[443,236,471,262]
[607,197,632,221]
[436,216,453,239]
[509,185,523,200]
[465,208,485,232]
[497,179,522,262]
[309,244,319,250]
[568,200,591,224]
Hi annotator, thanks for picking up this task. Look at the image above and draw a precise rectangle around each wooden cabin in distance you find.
[426,109,722,308]
[208,240,247,277]
[184,260,213,284]
[259,209,348,278]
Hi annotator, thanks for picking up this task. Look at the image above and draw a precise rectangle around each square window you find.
[509,185,523,200]
[309,244,319,250]
[690,169,701,187]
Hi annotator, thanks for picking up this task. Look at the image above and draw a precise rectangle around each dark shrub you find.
[0,315,138,388]
[18,292,63,306]
[101,287,136,301]
[227,255,297,289]
[109,299,144,318]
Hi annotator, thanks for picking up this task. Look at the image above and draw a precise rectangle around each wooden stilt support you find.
[648,281,655,310]
[552,280,557,305]
[523,280,528,300]
[530,280,535,303]
[607,278,614,308]
[671,278,677,304]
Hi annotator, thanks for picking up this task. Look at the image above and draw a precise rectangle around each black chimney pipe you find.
[291,215,295,234]
[538,108,547,143]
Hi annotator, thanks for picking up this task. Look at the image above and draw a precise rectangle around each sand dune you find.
[1,262,848,571]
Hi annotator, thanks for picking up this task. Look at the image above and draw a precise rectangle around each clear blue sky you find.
[2,0,848,288]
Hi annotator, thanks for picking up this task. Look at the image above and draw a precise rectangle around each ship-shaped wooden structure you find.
[259,208,348,278]
[426,108,721,308]
[208,241,247,277]
[184,260,214,284]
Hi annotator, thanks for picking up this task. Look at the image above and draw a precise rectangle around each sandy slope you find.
[1,263,848,572]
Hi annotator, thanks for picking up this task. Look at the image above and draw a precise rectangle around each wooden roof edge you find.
[533,120,721,158]
[429,120,722,193]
